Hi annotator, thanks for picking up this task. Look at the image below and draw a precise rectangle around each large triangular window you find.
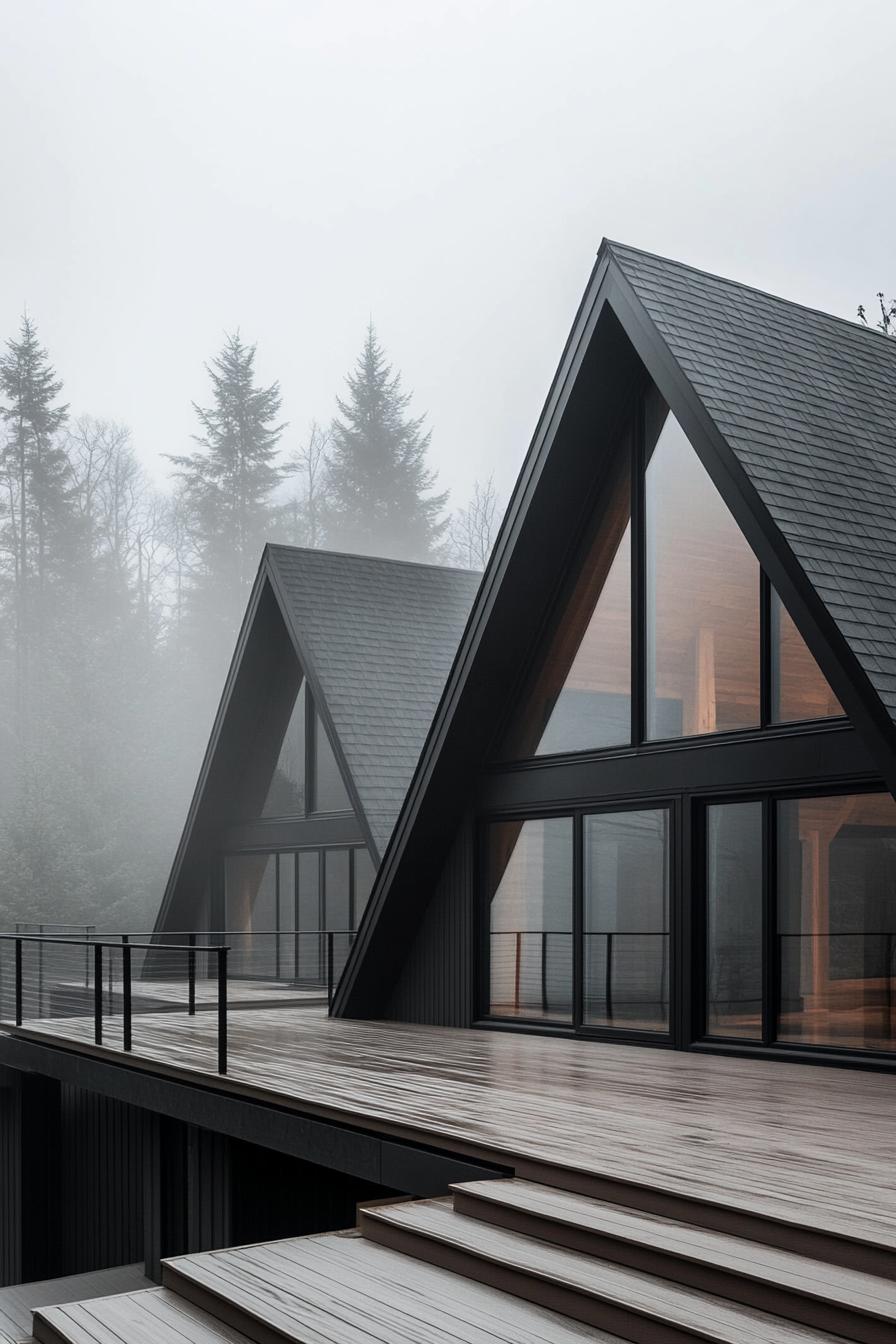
[252,673,354,819]
[498,387,844,760]
[645,407,761,738]
[501,436,632,758]
[262,681,307,816]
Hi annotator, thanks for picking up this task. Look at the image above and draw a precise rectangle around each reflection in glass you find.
[261,682,306,817]
[353,847,376,918]
[646,410,760,739]
[501,438,631,759]
[771,591,844,723]
[314,715,352,812]
[297,850,322,981]
[583,809,669,1031]
[706,802,763,1039]
[778,792,896,1051]
[488,817,573,1020]
[324,848,351,930]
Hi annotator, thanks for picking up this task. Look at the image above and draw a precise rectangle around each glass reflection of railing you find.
[585,930,669,1025]
[490,929,669,1021]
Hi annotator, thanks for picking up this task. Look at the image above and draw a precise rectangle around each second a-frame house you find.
[2,242,896,1343]
[156,545,480,968]
[337,240,896,1064]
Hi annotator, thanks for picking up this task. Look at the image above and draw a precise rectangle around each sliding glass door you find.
[485,804,671,1035]
[703,790,896,1054]
[583,809,670,1031]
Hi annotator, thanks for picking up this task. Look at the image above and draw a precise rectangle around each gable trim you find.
[155,551,377,934]
[333,244,896,1017]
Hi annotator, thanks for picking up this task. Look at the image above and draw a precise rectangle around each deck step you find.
[33,1287,253,1344]
[511,1156,896,1279]
[163,1227,625,1343]
[360,1197,864,1344]
[451,1179,896,1344]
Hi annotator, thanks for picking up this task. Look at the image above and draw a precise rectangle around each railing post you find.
[188,933,196,1016]
[217,946,228,1075]
[122,941,132,1053]
[606,932,614,1025]
[94,943,103,1045]
[541,931,548,1014]
[326,931,335,1004]
[514,931,522,1012]
[38,934,44,1019]
[15,939,22,1027]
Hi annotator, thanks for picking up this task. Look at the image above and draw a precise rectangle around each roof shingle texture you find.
[268,546,480,857]
[609,242,896,722]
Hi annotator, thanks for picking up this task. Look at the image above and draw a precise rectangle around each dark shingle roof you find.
[608,241,896,722]
[267,546,480,856]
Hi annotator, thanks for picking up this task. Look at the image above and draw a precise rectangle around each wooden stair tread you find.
[454,1178,896,1317]
[34,1288,253,1344]
[363,1198,852,1344]
[165,1229,620,1343]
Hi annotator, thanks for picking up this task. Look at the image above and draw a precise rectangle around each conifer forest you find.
[0,317,498,928]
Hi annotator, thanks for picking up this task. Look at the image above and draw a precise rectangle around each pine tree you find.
[325,324,448,559]
[167,331,285,657]
[0,315,73,743]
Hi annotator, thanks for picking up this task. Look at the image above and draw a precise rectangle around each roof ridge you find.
[604,239,896,350]
[265,542,481,579]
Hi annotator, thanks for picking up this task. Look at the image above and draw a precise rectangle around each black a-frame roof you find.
[156,545,480,930]
[334,238,896,1017]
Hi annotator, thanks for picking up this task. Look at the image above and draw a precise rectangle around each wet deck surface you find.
[10,1005,896,1253]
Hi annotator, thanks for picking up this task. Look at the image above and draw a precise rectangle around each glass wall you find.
[778,793,896,1051]
[487,817,573,1020]
[771,591,844,724]
[502,447,632,758]
[705,802,763,1039]
[261,682,306,817]
[583,809,669,1031]
[223,844,374,986]
[646,412,760,739]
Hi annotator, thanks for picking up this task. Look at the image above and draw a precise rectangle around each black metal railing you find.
[0,933,230,1073]
[0,927,358,1076]
[489,928,670,1022]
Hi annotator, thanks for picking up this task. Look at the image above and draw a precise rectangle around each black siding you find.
[386,819,475,1027]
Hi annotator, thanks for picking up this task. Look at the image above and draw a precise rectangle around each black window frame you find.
[260,680,354,822]
[476,795,679,1046]
[694,779,896,1062]
[491,378,847,771]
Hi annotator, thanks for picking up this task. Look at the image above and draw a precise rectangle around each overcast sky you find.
[1,0,894,509]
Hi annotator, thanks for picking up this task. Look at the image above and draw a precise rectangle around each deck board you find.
[10,1006,896,1252]
[0,1263,151,1343]
[165,1229,617,1342]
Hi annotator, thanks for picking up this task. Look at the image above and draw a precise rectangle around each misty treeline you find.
[0,317,500,930]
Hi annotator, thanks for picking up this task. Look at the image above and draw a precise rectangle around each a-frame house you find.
[337,240,896,1062]
[156,543,481,965]
[1,243,895,1344]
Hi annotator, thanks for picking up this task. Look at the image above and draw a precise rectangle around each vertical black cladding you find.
[386,818,475,1027]
[0,1075,22,1286]
[58,1084,145,1275]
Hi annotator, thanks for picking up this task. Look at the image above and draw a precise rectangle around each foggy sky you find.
[1,0,894,509]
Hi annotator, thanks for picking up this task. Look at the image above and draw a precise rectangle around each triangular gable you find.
[155,546,479,931]
[335,240,896,1017]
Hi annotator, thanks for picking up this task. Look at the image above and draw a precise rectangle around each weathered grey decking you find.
[10,1005,896,1259]
[0,1262,151,1343]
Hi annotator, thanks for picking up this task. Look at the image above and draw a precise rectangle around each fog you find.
[0,0,894,928]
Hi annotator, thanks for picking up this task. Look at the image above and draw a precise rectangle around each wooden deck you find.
[10,1005,896,1259]
[0,1262,151,1343]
